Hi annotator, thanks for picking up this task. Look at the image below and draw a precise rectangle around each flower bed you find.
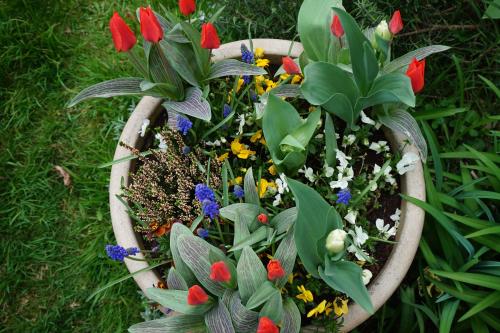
[69,0,449,331]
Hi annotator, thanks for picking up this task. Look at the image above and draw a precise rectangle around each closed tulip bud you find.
[282,56,301,75]
[330,15,344,38]
[201,23,221,49]
[257,317,279,333]
[257,213,269,224]
[187,285,209,305]
[389,10,403,35]
[179,0,196,16]
[139,7,163,43]
[109,12,137,52]
[375,20,391,41]
[406,58,426,93]
[267,259,286,281]
[325,229,347,254]
[209,261,231,282]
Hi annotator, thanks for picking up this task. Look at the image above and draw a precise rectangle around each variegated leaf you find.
[167,267,188,290]
[244,167,260,206]
[170,223,197,286]
[128,314,206,333]
[204,301,235,333]
[237,247,267,304]
[146,288,213,315]
[163,87,211,121]
[260,291,283,324]
[222,290,258,333]
[67,78,144,107]
[273,230,297,288]
[382,45,451,74]
[208,59,267,80]
[281,298,301,333]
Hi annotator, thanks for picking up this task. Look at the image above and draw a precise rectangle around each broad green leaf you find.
[260,291,284,324]
[273,230,297,288]
[430,270,500,291]
[67,78,144,107]
[439,300,460,333]
[161,39,202,87]
[382,45,451,74]
[167,267,188,290]
[378,109,427,161]
[179,21,211,79]
[322,93,356,127]
[319,259,374,314]
[230,226,268,252]
[148,43,184,99]
[244,167,260,206]
[297,0,343,61]
[208,59,267,80]
[332,8,378,94]
[459,291,500,322]
[245,281,279,309]
[233,212,251,260]
[220,203,263,224]
[263,84,301,99]
[237,247,267,304]
[287,178,341,277]
[279,109,321,153]
[282,298,301,333]
[204,301,235,333]
[177,234,226,297]
[222,290,258,333]
[146,288,213,315]
[271,207,297,234]
[128,314,206,333]
[170,223,197,286]
[324,113,337,167]
[163,87,211,121]
[358,72,415,109]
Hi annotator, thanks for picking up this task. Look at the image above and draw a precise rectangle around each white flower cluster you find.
[272,173,289,207]
[329,149,354,190]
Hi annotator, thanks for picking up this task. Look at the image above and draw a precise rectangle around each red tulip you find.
[209,261,231,282]
[331,15,344,38]
[257,213,269,224]
[282,57,301,75]
[109,12,136,52]
[389,10,403,35]
[187,285,209,305]
[139,7,163,43]
[257,317,280,333]
[267,259,286,281]
[406,57,425,93]
[201,23,221,49]
[179,0,196,16]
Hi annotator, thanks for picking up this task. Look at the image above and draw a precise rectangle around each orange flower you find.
[187,285,209,305]
[267,259,286,280]
[109,12,136,52]
[201,23,220,49]
[139,7,163,43]
[406,58,425,93]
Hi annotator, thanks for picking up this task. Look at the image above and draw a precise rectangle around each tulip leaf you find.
[282,298,301,333]
[229,226,268,252]
[160,39,202,87]
[271,207,297,234]
[128,314,206,333]
[245,281,279,310]
[382,45,451,74]
[163,87,211,121]
[208,59,267,80]
[357,72,415,109]
[243,167,260,207]
[325,112,337,167]
[167,267,188,291]
[259,291,284,324]
[236,247,267,304]
[179,21,211,79]
[273,230,297,288]
[146,288,214,315]
[220,203,264,225]
[67,78,145,107]
[287,178,341,278]
[148,43,184,99]
[232,212,251,261]
[319,259,374,314]
[222,290,259,332]
[170,223,197,286]
[298,0,344,62]
[204,300,235,333]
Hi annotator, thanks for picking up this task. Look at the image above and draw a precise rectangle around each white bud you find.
[362,269,373,285]
[375,20,391,41]
[325,229,347,254]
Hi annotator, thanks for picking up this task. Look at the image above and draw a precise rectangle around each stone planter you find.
[109,39,425,332]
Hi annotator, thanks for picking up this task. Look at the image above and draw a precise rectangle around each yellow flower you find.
[236,78,244,93]
[233,176,242,185]
[268,164,277,176]
[227,90,233,103]
[333,297,349,317]
[217,153,229,162]
[256,58,270,68]
[267,181,276,190]
[250,130,263,143]
[280,73,290,81]
[254,47,265,59]
[258,179,269,198]
[231,138,255,159]
[292,75,302,84]
[265,79,277,92]
[296,285,314,303]
[287,273,297,284]
[255,75,265,83]
[256,83,265,95]
[308,106,316,113]
[307,300,327,318]
[237,149,255,159]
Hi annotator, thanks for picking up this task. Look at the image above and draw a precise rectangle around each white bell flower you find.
[324,163,335,178]
[396,152,419,175]
[362,269,373,285]
[237,114,246,135]
[347,244,370,261]
[276,173,289,194]
[335,149,352,170]
[342,134,356,147]
[344,210,358,224]
[272,193,281,207]
[299,166,316,183]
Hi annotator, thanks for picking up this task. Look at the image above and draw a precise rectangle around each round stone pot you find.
[109,39,425,332]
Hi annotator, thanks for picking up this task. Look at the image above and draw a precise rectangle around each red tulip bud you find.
[331,15,344,38]
[257,213,269,224]
[267,259,285,281]
[389,10,403,35]
[187,285,209,305]
[209,261,231,282]
[257,316,280,333]
[406,57,425,93]
[109,12,136,52]
[179,0,196,16]
[282,56,301,75]
[139,7,163,43]
[201,23,221,49]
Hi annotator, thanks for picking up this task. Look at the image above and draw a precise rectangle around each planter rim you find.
[109,38,425,332]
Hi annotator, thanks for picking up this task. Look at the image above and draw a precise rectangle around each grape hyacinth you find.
[182,146,191,155]
[195,184,216,202]
[105,244,139,262]
[197,228,209,239]
[223,104,232,118]
[241,44,254,84]
[202,199,220,219]
[234,185,244,199]
[177,116,192,136]
[336,188,352,205]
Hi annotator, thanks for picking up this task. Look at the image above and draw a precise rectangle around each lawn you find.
[1,0,498,332]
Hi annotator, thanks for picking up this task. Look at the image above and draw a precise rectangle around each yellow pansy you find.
[268,164,277,176]
[292,75,302,84]
[217,153,229,162]
[250,130,263,143]
[307,300,327,318]
[265,79,277,92]
[258,179,270,198]
[256,83,265,95]
[287,273,297,285]
[267,181,276,190]
[237,149,255,159]
[254,47,265,59]
[255,75,265,83]
[236,78,244,93]
[280,73,290,81]
[231,138,256,159]
[324,302,334,316]
[333,297,349,317]
[233,176,242,185]
[256,58,270,68]
[296,285,314,303]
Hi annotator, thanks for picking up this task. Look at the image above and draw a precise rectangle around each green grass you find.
[1,0,498,332]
